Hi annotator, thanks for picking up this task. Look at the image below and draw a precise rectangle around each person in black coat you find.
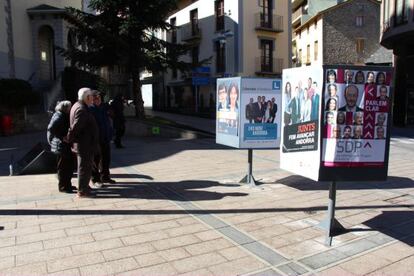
[47,101,75,193]
[90,91,116,186]
[110,93,126,148]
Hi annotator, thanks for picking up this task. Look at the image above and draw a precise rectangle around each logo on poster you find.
[272,80,281,90]
[337,141,373,152]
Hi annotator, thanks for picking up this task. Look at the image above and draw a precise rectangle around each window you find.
[307,26,309,34]
[259,0,272,28]
[215,41,225,73]
[395,0,409,25]
[190,9,199,35]
[356,16,364,27]
[215,0,224,31]
[356,38,365,54]
[260,39,273,72]
[298,49,302,65]
[306,44,310,64]
[170,17,177,43]
[314,41,318,61]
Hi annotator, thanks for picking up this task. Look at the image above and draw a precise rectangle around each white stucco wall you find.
[294,17,324,66]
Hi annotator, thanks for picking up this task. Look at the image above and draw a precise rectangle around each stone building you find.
[292,0,391,67]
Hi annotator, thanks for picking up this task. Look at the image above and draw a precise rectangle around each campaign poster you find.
[280,66,323,181]
[216,77,241,148]
[239,78,282,148]
[321,68,392,167]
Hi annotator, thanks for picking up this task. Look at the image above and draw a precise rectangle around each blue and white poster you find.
[216,77,282,149]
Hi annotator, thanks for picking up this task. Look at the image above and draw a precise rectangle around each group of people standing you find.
[283,77,320,125]
[245,96,278,124]
[47,88,126,198]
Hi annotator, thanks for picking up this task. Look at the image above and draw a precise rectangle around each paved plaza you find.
[0,121,413,275]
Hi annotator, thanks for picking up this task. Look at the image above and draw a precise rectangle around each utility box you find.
[216,77,282,149]
[280,65,393,181]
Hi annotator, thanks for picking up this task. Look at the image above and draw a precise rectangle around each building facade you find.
[157,0,291,116]
[380,0,414,126]
[292,0,390,67]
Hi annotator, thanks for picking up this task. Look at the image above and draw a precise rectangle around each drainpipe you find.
[4,0,16,78]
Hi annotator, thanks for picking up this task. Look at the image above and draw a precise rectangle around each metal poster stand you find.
[317,181,347,246]
[239,149,257,187]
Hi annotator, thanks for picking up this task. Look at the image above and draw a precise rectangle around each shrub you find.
[0,79,39,108]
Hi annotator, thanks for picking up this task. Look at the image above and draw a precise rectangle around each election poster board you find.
[281,65,393,182]
[216,77,282,149]
[319,65,393,181]
[280,66,324,181]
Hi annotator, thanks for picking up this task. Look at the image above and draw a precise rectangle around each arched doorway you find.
[38,25,55,81]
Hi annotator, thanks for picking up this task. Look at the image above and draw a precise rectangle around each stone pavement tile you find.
[194,230,223,241]
[366,255,414,276]
[134,252,167,267]
[84,214,125,226]
[151,234,201,251]
[117,262,177,276]
[47,268,81,276]
[219,246,250,261]
[0,236,15,248]
[79,257,139,276]
[276,262,308,276]
[135,220,181,233]
[370,242,414,262]
[207,256,267,275]
[71,238,124,255]
[157,248,191,262]
[165,223,209,237]
[299,250,348,270]
[335,238,379,257]
[248,225,292,240]
[178,268,214,276]
[172,252,227,273]
[243,242,288,266]
[109,216,152,229]
[176,216,200,226]
[0,241,43,258]
[277,240,328,259]
[17,229,66,244]
[121,230,169,245]
[262,236,291,249]
[0,224,41,238]
[47,252,105,273]
[65,223,111,236]
[102,243,155,261]
[246,268,283,276]
[317,266,356,276]
[184,238,233,256]
[16,246,72,266]
[1,262,47,276]
[92,226,138,241]
[0,256,15,270]
[40,218,86,232]
[43,234,94,249]
[17,216,61,228]
[338,252,393,275]
[0,221,16,230]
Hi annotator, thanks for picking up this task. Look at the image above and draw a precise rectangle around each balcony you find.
[255,57,283,75]
[292,6,307,27]
[255,13,283,33]
[181,24,202,42]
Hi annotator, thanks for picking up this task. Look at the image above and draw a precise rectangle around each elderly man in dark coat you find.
[67,87,99,198]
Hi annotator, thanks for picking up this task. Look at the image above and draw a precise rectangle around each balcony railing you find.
[255,57,283,75]
[181,24,202,41]
[255,13,283,33]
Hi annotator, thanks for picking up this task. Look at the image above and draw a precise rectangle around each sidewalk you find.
[0,120,413,275]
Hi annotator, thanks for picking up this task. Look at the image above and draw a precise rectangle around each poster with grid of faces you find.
[322,68,392,167]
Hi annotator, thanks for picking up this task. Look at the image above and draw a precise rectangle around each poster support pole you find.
[239,149,257,187]
[317,181,346,246]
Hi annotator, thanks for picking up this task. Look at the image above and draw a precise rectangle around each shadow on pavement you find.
[363,211,414,246]
[276,175,414,190]
[109,173,154,180]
